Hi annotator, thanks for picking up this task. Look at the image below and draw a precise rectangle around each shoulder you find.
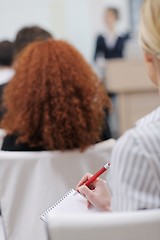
[110,109,160,210]
[112,121,160,164]
[111,128,140,167]
[111,107,160,170]
[111,109,160,188]
[116,33,130,45]
[136,107,160,127]
[96,34,105,42]
[113,107,160,156]
[134,107,160,151]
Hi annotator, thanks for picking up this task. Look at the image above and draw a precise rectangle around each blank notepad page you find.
[40,189,100,222]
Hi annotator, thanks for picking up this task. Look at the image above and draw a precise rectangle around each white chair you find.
[0,215,5,240]
[46,209,160,240]
[0,139,115,240]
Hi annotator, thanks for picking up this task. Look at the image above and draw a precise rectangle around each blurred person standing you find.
[0,40,14,120]
[94,7,130,139]
[94,7,129,62]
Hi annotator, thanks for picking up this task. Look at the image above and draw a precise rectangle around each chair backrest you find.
[46,210,160,240]
[0,139,115,240]
[0,215,5,240]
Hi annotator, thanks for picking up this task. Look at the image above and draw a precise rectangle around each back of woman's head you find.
[14,26,53,58]
[140,0,160,58]
[1,39,110,150]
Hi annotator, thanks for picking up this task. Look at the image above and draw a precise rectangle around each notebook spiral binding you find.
[40,189,74,221]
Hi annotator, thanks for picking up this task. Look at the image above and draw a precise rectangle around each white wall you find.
[0,0,54,40]
[0,0,131,62]
[50,0,94,61]
[50,0,131,62]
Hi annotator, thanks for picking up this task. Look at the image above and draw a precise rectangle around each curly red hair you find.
[1,39,111,150]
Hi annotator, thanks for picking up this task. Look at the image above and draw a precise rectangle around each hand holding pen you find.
[84,163,110,187]
[76,163,112,211]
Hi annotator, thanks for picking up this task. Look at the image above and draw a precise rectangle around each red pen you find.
[85,162,110,187]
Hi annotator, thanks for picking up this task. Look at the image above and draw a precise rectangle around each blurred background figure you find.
[0,40,14,120]
[1,39,111,151]
[93,7,129,139]
[94,7,130,64]
[0,25,53,121]
[93,7,130,139]
[13,25,53,63]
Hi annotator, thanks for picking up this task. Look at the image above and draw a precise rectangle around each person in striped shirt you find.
[77,0,160,211]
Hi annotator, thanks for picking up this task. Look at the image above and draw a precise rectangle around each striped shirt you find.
[110,107,160,211]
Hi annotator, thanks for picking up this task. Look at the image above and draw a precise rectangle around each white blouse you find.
[111,107,160,211]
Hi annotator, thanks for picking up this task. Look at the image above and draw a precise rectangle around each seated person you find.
[77,0,160,211]
[0,40,14,120]
[0,26,53,120]
[94,7,130,139]
[1,39,111,151]
[13,25,53,61]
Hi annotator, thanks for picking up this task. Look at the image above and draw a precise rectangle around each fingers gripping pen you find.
[85,163,110,187]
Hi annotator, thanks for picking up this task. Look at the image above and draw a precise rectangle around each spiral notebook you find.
[40,189,100,222]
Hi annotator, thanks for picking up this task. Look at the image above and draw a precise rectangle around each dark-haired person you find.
[1,39,111,151]
[0,40,14,120]
[13,25,53,59]
[0,26,53,121]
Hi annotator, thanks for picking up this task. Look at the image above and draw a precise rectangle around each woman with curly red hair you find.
[1,39,111,151]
